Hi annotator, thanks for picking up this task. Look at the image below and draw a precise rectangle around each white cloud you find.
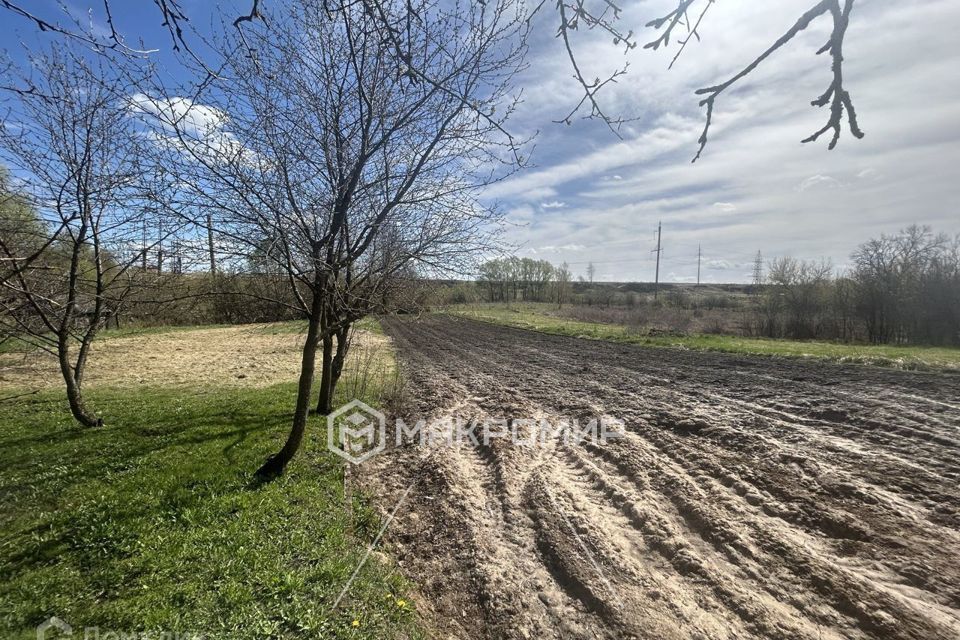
[128,93,227,139]
[540,201,567,209]
[485,0,960,282]
[129,93,254,165]
[482,112,701,201]
[797,174,842,192]
[535,244,586,253]
[706,259,735,270]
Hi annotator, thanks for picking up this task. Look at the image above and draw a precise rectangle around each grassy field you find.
[447,303,960,371]
[0,321,420,639]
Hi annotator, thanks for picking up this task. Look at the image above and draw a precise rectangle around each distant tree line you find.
[469,225,960,347]
[756,225,959,345]
[478,257,578,306]
[479,257,555,303]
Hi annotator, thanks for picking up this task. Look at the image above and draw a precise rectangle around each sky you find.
[492,0,960,283]
[3,0,959,283]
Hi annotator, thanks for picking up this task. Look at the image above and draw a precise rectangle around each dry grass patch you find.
[0,323,390,390]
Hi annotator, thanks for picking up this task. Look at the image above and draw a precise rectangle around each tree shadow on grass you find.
[0,415,288,578]
[0,388,301,543]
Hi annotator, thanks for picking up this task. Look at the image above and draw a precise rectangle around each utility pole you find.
[752,250,764,295]
[157,218,164,274]
[206,213,216,275]
[172,239,183,275]
[651,221,662,300]
[697,244,701,286]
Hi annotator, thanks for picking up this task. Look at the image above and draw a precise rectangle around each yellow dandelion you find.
[396,598,407,608]
[351,619,360,628]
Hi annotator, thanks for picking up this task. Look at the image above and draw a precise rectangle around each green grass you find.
[0,326,421,639]
[447,303,960,371]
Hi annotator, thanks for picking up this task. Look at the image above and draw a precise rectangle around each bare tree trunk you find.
[315,323,352,415]
[315,333,334,415]
[53,212,102,427]
[57,339,102,427]
[256,304,322,478]
[331,325,350,390]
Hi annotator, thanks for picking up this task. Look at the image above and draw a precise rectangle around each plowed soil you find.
[372,315,960,640]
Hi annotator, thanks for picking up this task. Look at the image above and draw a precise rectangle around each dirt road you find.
[370,315,960,640]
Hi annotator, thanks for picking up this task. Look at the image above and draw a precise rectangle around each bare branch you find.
[684,0,863,161]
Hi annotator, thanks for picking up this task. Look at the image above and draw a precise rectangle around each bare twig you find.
[681,0,863,161]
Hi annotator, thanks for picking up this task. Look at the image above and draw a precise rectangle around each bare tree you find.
[134,0,526,476]
[852,225,953,344]
[766,256,833,339]
[555,261,572,308]
[0,49,163,426]
[478,257,555,303]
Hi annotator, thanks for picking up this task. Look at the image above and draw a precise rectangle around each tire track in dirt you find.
[370,320,613,639]
[370,315,960,640]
